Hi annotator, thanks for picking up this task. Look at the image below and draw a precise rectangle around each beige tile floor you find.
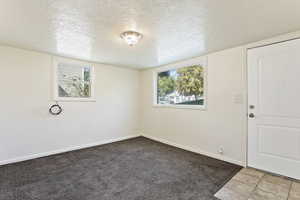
[215,168,300,200]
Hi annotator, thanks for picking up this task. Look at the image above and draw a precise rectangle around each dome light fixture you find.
[120,31,143,46]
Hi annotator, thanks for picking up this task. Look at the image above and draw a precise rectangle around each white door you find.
[248,39,300,180]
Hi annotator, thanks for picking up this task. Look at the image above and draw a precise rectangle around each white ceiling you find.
[1,0,300,68]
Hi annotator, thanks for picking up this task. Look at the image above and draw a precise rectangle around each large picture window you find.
[154,61,206,109]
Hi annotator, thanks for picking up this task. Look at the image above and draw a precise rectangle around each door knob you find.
[249,113,255,118]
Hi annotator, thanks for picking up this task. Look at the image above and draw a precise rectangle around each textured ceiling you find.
[1,0,300,68]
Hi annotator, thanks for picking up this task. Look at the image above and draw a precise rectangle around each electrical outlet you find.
[218,147,224,155]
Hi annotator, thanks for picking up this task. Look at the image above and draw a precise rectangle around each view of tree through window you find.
[157,65,205,106]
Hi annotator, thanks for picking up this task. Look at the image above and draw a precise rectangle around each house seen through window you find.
[156,65,205,106]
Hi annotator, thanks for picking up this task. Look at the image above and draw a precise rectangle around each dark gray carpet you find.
[0,137,241,200]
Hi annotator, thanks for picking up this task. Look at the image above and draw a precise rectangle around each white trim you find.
[52,57,96,102]
[152,56,208,110]
[243,47,249,168]
[245,30,300,50]
[0,134,140,166]
[142,134,245,167]
[153,104,206,110]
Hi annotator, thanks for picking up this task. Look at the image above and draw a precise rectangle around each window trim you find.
[152,57,207,110]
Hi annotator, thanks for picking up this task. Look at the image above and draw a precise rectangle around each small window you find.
[154,61,206,109]
[53,57,95,102]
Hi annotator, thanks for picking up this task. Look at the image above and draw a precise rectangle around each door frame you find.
[244,31,300,168]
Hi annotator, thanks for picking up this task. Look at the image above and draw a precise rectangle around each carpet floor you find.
[0,137,241,200]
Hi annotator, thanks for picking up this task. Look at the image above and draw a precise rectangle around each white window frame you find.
[153,57,207,110]
[53,57,96,102]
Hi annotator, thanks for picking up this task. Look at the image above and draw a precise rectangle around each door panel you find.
[248,39,300,180]
[258,126,300,161]
[258,54,300,117]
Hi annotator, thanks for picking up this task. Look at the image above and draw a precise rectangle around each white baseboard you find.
[142,134,245,167]
[1,134,245,167]
[0,134,141,166]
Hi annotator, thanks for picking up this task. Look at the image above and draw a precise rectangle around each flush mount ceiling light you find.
[120,31,143,46]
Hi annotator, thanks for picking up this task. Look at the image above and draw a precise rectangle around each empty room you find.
[1,0,300,200]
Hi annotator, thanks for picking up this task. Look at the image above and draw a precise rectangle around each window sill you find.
[152,104,206,110]
[54,98,96,102]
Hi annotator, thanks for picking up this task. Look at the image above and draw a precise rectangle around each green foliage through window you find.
[157,65,204,106]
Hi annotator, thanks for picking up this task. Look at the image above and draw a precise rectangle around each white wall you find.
[0,46,140,164]
[3,31,298,167]
[140,47,247,166]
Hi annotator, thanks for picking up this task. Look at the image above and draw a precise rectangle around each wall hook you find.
[49,102,63,115]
